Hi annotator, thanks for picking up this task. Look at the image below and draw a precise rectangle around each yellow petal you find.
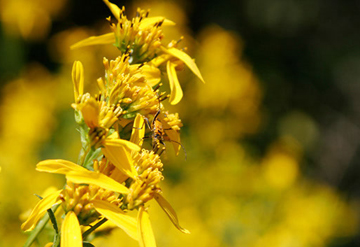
[36,159,87,174]
[93,200,138,240]
[36,160,129,194]
[138,206,156,247]
[107,131,119,139]
[161,47,204,83]
[66,170,129,194]
[154,193,190,234]
[72,97,100,128]
[105,138,141,152]
[139,17,175,29]
[130,114,145,146]
[61,211,82,247]
[117,118,133,129]
[21,190,62,231]
[149,54,171,67]
[109,167,129,184]
[71,32,115,49]
[167,61,183,105]
[72,61,84,102]
[138,64,161,87]
[102,140,139,178]
[159,113,181,155]
[103,0,121,20]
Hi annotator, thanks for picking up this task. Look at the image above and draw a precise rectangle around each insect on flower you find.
[151,109,166,154]
[145,109,187,160]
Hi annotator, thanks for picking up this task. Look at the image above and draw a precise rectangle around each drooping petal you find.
[154,193,190,234]
[61,211,82,247]
[66,170,129,194]
[103,0,121,21]
[139,17,175,29]
[138,64,161,87]
[71,32,116,49]
[138,206,156,247]
[93,200,138,240]
[72,61,84,102]
[21,190,62,231]
[102,137,140,178]
[161,47,205,83]
[167,61,183,105]
[36,159,87,174]
[130,114,145,146]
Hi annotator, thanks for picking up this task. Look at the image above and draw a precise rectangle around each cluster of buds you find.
[22,1,202,247]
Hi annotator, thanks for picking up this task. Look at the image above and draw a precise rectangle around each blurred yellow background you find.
[0,0,359,246]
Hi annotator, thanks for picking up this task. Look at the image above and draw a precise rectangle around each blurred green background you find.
[0,0,359,246]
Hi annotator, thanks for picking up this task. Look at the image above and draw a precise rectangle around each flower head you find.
[71,0,204,105]
[72,0,174,64]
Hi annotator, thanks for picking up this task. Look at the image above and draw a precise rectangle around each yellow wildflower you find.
[71,0,204,105]
[71,0,174,63]
[23,157,186,246]
[22,2,196,246]
[71,57,160,150]
[99,55,160,118]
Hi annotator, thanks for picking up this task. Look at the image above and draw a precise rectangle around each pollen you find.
[59,182,122,225]
[126,150,164,209]
[109,7,165,63]
[163,112,183,131]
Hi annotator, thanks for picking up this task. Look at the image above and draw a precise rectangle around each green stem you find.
[48,208,59,234]
[23,214,49,247]
[79,145,90,166]
[52,232,60,247]
[82,218,108,240]
[23,204,60,247]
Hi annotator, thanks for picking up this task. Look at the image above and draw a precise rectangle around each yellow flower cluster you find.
[22,1,203,247]
[71,0,204,105]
